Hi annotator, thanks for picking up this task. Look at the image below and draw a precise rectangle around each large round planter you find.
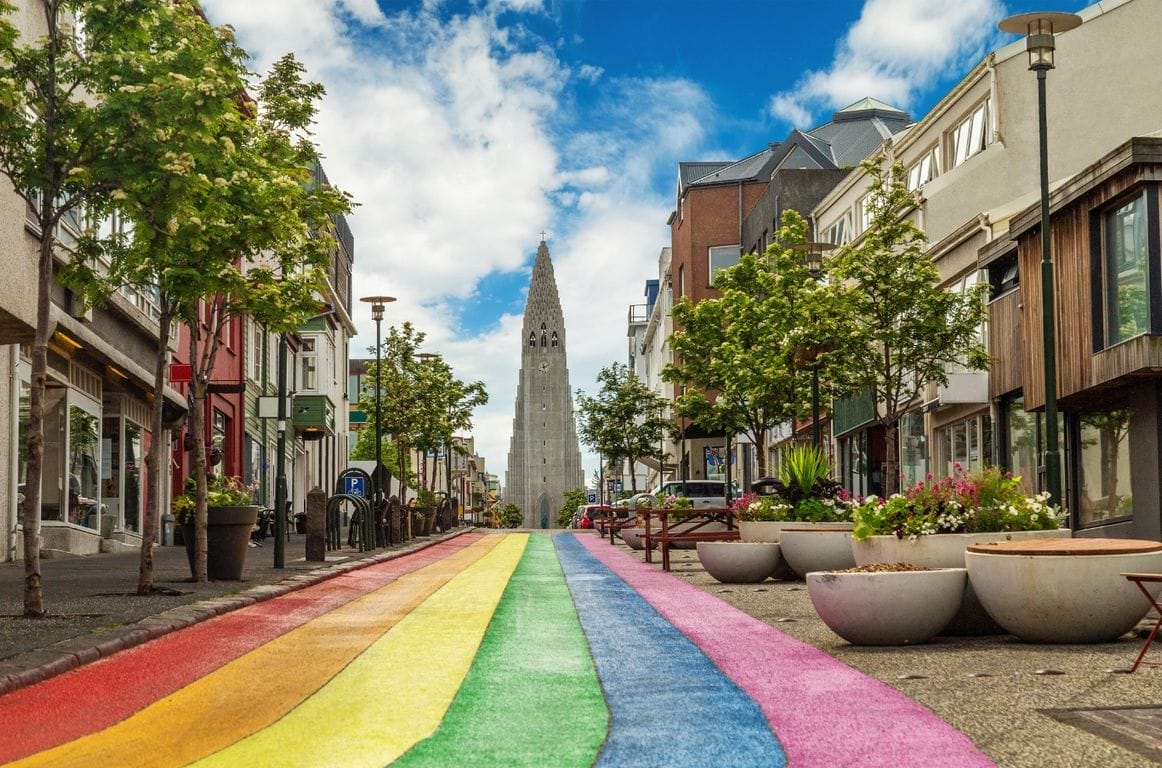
[778,526,856,577]
[180,505,260,581]
[696,541,781,583]
[852,529,1072,635]
[619,527,656,550]
[806,568,968,645]
[965,538,1162,643]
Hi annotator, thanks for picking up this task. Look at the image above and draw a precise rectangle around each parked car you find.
[652,480,740,508]
[573,504,616,529]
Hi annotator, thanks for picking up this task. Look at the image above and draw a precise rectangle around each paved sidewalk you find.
[0,529,468,694]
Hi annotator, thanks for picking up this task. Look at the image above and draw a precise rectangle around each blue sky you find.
[201,0,1087,485]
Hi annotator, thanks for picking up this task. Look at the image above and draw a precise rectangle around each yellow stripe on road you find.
[12,535,503,768]
[193,533,529,768]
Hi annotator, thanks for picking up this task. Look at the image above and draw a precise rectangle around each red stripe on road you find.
[0,534,481,763]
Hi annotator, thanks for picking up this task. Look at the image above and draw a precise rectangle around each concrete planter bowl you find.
[806,568,968,645]
[778,525,856,578]
[851,529,1073,635]
[965,538,1162,643]
[619,527,656,551]
[696,541,781,583]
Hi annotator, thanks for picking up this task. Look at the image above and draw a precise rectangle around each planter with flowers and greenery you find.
[172,474,260,581]
[730,445,856,577]
[849,465,1069,634]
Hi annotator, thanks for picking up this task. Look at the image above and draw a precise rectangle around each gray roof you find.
[678,97,910,198]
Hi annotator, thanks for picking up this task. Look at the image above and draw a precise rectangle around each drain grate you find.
[1045,706,1162,763]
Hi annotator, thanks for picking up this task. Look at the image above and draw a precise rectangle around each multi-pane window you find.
[947,270,986,373]
[1103,192,1149,346]
[825,213,851,246]
[708,244,741,284]
[949,99,990,169]
[1078,408,1133,526]
[299,337,317,391]
[906,147,939,191]
[856,194,874,233]
[249,322,264,383]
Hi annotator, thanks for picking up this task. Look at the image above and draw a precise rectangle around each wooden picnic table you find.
[641,507,738,571]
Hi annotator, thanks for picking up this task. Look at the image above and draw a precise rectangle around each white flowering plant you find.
[851,465,1065,541]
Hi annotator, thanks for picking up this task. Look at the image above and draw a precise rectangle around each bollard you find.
[305,487,327,562]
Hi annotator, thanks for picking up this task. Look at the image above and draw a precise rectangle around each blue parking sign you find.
[344,475,365,497]
[588,492,596,503]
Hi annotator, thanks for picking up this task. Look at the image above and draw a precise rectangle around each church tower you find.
[505,236,584,528]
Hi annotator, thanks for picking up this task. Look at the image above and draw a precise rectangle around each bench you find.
[641,507,737,571]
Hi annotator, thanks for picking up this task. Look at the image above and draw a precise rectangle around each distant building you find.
[504,237,584,528]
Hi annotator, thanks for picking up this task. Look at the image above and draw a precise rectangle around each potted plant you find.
[740,445,857,577]
[849,465,1069,633]
[173,474,260,581]
[414,489,438,536]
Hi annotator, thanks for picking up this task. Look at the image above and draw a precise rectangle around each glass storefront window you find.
[68,405,100,528]
[935,412,992,478]
[898,411,927,488]
[125,424,143,532]
[1005,396,1038,496]
[1078,408,1133,526]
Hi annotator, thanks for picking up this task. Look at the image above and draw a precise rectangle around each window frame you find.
[947,98,991,170]
[708,244,741,285]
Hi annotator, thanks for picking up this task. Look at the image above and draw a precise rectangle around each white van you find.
[653,480,738,508]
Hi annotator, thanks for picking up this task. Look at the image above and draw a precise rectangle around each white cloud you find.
[200,0,710,484]
[769,0,1004,127]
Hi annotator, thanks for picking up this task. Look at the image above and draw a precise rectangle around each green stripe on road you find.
[394,534,608,767]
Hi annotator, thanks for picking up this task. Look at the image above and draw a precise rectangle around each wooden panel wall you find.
[1019,170,1148,410]
[988,290,1024,398]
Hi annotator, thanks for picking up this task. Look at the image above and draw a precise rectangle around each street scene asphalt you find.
[0,528,1160,767]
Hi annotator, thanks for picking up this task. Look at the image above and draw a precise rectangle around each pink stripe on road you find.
[575,534,995,768]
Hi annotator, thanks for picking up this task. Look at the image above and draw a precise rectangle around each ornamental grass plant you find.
[850,465,1065,541]
[732,444,853,523]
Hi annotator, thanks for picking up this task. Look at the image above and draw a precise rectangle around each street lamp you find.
[801,241,835,451]
[998,11,1081,506]
[360,295,396,549]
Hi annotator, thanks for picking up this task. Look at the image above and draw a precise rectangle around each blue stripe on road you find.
[554,534,787,768]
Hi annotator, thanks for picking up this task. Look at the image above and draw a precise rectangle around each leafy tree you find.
[559,486,587,528]
[576,362,670,494]
[663,211,836,478]
[60,4,351,583]
[497,502,523,529]
[355,324,487,536]
[409,354,487,492]
[0,0,283,608]
[827,157,988,496]
[348,425,412,490]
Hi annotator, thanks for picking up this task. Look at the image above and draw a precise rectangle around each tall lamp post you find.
[999,11,1081,507]
[802,241,835,451]
[360,295,396,549]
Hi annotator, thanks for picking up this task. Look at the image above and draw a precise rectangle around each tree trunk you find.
[187,325,208,582]
[138,304,172,594]
[398,442,411,538]
[21,232,55,617]
[883,419,900,497]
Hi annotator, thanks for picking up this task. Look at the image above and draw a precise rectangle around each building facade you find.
[504,237,584,527]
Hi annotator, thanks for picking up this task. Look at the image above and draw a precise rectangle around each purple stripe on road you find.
[574,534,995,768]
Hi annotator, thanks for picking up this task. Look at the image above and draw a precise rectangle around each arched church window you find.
[541,323,547,347]
[551,331,558,347]
[528,332,536,347]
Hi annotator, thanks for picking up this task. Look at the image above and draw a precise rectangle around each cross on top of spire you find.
[539,230,547,243]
